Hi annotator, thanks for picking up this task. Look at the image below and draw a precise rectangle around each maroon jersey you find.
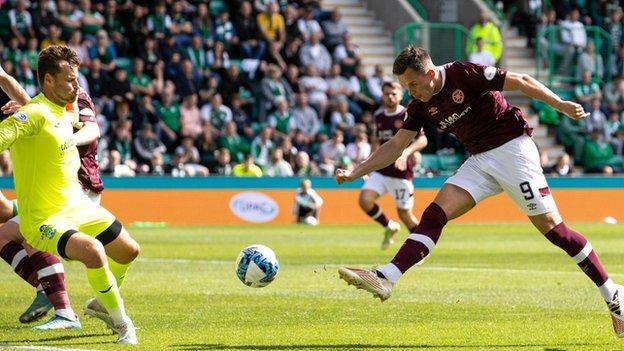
[374,106,420,180]
[404,61,532,155]
[72,90,104,193]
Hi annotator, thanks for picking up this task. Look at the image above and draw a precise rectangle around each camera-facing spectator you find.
[232,153,263,177]
[294,179,323,225]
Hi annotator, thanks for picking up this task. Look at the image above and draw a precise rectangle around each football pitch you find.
[0,223,623,351]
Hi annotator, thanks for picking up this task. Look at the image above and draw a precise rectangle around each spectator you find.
[24,37,39,70]
[207,40,231,74]
[583,128,623,174]
[293,150,320,176]
[89,29,117,72]
[606,112,623,139]
[155,88,181,148]
[57,0,81,39]
[604,74,624,113]
[293,179,323,225]
[218,65,253,107]
[107,67,133,103]
[133,95,161,134]
[326,63,361,116]
[193,3,214,47]
[262,64,293,113]
[611,125,624,156]
[129,57,154,97]
[109,119,137,177]
[284,5,303,41]
[9,0,34,46]
[575,70,602,109]
[467,11,503,63]
[586,97,609,136]
[299,64,329,119]
[199,75,219,104]
[281,38,303,67]
[168,1,193,46]
[268,98,294,138]
[231,95,253,138]
[214,10,238,52]
[468,37,496,67]
[16,58,37,97]
[297,7,322,42]
[4,37,22,67]
[180,94,203,141]
[76,0,105,39]
[86,58,108,100]
[250,126,275,169]
[201,93,233,134]
[265,148,294,176]
[284,64,302,94]
[67,30,91,69]
[549,152,577,177]
[139,36,161,77]
[257,2,286,50]
[211,148,233,176]
[219,121,251,163]
[330,98,356,137]
[172,137,209,177]
[103,0,126,51]
[557,8,587,75]
[186,35,209,77]
[322,8,347,51]
[198,126,218,167]
[367,64,390,103]
[134,123,167,174]
[279,136,298,166]
[349,65,377,112]
[346,131,371,165]
[319,130,346,165]
[175,59,202,97]
[40,24,65,50]
[31,0,56,41]
[299,31,331,76]
[291,93,321,141]
[147,1,171,40]
[577,40,604,80]
[236,1,266,60]
[232,154,263,177]
[333,33,361,77]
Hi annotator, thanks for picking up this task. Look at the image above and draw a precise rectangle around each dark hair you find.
[37,45,80,86]
[392,45,431,75]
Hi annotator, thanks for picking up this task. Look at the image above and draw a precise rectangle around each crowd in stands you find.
[0,0,410,178]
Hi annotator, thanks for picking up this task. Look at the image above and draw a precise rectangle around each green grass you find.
[1,223,623,350]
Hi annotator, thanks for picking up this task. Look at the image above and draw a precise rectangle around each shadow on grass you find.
[172,343,600,350]
[0,332,111,344]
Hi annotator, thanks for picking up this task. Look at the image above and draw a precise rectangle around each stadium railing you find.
[535,25,613,87]
[393,22,470,63]
[405,0,428,21]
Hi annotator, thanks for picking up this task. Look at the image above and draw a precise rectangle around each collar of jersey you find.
[36,93,67,115]
[433,65,447,96]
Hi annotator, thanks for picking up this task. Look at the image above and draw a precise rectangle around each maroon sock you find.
[0,241,39,287]
[391,203,448,273]
[366,204,389,227]
[544,222,609,286]
[30,252,71,310]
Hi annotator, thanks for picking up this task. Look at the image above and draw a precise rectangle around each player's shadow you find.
[172,343,599,350]
[0,332,110,344]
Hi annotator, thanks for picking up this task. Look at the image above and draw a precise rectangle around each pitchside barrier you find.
[2,177,622,225]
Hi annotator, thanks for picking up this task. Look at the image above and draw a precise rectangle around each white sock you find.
[377,263,402,284]
[600,279,618,302]
[107,306,128,326]
[55,308,76,320]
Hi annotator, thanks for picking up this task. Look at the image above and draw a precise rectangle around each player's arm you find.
[72,121,100,146]
[0,109,41,150]
[0,64,30,106]
[336,128,419,184]
[503,71,588,120]
[394,132,428,171]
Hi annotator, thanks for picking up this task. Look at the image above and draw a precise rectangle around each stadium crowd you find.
[0,0,418,178]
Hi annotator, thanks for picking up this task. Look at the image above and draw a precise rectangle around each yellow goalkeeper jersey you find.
[0,93,83,230]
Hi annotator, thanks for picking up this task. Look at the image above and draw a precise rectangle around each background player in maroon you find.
[335,46,624,336]
[360,81,427,249]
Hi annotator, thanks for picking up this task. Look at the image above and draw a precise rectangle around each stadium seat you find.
[438,153,465,173]
[421,154,440,171]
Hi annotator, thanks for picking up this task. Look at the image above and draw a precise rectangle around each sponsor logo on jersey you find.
[538,187,551,197]
[484,66,497,81]
[60,138,76,151]
[527,203,537,211]
[13,112,28,123]
[452,89,464,104]
[39,224,57,239]
[429,107,438,115]
[439,106,472,129]
[230,192,279,223]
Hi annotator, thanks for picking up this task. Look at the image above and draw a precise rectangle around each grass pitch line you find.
[0,345,95,351]
[138,257,624,278]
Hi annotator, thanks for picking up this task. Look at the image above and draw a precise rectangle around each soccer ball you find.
[235,244,279,287]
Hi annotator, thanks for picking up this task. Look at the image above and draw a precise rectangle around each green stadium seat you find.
[210,0,229,15]
[114,57,132,72]
[438,153,465,172]
[421,154,440,171]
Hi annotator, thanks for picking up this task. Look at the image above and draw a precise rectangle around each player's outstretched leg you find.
[63,230,138,344]
[359,190,400,250]
[536,218,624,336]
[340,202,448,300]
[84,225,140,336]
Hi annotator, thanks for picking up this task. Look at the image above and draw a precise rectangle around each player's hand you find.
[557,100,590,120]
[335,168,355,184]
[1,100,21,115]
[394,154,408,171]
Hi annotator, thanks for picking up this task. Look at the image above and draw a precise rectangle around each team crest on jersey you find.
[452,89,464,104]
[39,224,57,239]
[429,107,438,115]
[13,112,28,123]
[484,66,497,81]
